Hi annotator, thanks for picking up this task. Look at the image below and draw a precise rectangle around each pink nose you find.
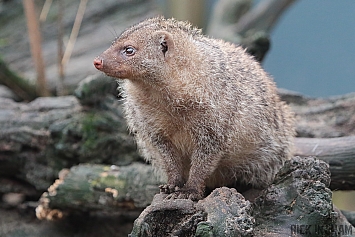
[93,57,103,70]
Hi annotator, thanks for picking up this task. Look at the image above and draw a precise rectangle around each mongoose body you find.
[94,17,295,200]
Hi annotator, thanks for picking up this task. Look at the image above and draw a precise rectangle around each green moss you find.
[50,107,137,165]
[0,38,9,47]
[195,222,214,237]
[80,111,118,154]
[92,174,126,191]
[81,113,99,151]
[49,164,109,209]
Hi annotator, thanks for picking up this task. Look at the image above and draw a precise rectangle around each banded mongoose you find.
[93,17,295,200]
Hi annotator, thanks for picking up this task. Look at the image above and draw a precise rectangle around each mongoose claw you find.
[159,184,180,194]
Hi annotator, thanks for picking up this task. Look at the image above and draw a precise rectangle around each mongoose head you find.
[94,21,179,82]
[94,17,201,83]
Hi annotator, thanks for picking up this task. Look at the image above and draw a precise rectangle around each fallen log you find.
[0,75,140,196]
[294,136,355,190]
[279,89,355,138]
[35,163,160,220]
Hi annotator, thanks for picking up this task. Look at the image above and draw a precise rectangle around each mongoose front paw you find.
[159,184,180,194]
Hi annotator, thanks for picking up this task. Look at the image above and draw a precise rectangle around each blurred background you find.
[263,0,355,98]
[1,0,354,97]
[0,0,354,215]
[160,0,355,98]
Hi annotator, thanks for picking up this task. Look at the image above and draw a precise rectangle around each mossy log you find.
[36,163,160,221]
[0,75,140,198]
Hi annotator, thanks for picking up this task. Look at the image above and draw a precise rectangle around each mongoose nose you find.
[93,57,103,70]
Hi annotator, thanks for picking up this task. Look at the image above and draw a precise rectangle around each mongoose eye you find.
[123,46,136,56]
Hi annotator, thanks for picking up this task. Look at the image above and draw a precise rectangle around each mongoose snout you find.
[93,58,103,70]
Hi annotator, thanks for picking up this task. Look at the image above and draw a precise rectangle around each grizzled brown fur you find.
[94,17,295,200]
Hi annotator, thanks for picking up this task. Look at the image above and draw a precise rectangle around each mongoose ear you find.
[154,31,175,61]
